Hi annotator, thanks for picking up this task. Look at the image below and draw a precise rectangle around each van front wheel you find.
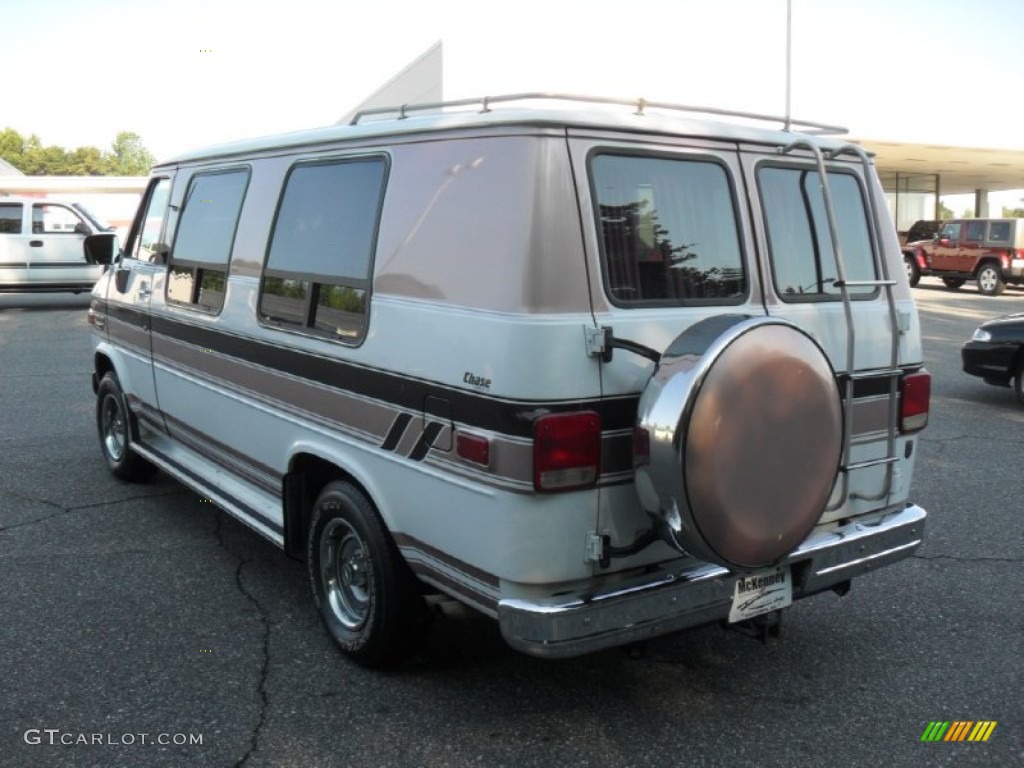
[96,372,156,481]
[308,481,430,667]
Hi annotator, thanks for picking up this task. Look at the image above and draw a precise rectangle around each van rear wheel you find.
[308,481,431,667]
[96,372,156,481]
[1014,360,1024,406]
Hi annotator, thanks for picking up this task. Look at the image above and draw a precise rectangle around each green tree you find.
[107,131,155,175]
[0,127,28,168]
[0,127,154,175]
[1002,206,1024,218]
[937,200,955,219]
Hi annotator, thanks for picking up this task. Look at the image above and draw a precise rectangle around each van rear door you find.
[566,132,763,566]
[741,145,919,525]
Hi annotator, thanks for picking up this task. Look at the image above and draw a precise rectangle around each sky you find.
[3,0,1023,204]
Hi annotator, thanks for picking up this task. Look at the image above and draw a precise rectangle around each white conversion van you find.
[85,95,930,667]
[1,197,111,293]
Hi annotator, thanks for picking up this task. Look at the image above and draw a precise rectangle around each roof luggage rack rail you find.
[349,92,849,135]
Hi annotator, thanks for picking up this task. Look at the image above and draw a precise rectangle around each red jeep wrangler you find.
[905,218,1024,295]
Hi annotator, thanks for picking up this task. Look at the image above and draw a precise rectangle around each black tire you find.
[976,263,1005,296]
[942,277,965,290]
[903,256,921,287]
[96,372,157,481]
[307,481,431,668]
[1014,359,1024,406]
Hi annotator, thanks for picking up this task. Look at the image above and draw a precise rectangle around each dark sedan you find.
[961,313,1024,404]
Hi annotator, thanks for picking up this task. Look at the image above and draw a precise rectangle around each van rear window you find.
[758,167,877,301]
[590,153,746,306]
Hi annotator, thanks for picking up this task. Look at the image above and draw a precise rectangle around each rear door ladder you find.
[777,141,901,508]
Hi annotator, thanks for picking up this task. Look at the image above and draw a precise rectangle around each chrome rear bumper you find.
[498,504,925,658]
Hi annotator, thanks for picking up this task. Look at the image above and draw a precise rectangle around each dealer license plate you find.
[728,566,792,623]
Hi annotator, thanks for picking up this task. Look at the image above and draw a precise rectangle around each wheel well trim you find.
[282,443,385,560]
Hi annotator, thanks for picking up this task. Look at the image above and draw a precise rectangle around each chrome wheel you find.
[95,371,156,481]
[308,481,432,667]
[101,393,127,461]
[320,518,372,630]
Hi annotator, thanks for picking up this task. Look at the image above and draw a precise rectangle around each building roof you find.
[0,157,24,175]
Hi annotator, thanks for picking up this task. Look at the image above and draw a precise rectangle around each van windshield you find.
[590,153,746,306]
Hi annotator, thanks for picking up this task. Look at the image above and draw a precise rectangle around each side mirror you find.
[74,222,91,235]
[84,233,119,265]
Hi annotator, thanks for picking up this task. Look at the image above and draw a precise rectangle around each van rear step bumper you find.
[498,504,926,658]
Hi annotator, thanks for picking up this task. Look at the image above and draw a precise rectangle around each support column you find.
[974,189,989,218]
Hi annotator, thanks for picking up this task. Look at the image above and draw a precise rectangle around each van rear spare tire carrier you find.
[634,316,843,571]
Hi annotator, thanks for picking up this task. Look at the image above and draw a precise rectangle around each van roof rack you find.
[349,92,848,135]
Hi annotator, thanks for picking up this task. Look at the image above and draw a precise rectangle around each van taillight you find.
[900,369,931,433]
[533,411,601,492]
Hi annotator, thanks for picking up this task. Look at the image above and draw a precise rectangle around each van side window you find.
[0,203,22,234]
[32,204,87,234]
[167,169,249,312]
[590,153,745,305]
[259,156,386,342]
[128,178,172,262]
[759,167,877,300]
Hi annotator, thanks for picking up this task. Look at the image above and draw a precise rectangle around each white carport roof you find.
[854,139,1024,195]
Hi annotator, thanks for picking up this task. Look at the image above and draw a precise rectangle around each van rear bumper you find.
[498,504,926,658]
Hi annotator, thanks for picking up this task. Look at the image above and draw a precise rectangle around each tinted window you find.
[988,221,1011,243]
[759,167,876,300]
[166,169,248,312]
[0,203,21,234]
[174,170,249,268]
[260,156,386,342]
[939,222,962,241]
[130,178,172,262]
[965,221,986,241]
[266,159,385,280]
[591,154,745,305]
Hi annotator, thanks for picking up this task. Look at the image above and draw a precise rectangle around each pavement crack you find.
[232,557,271,768]
[913,553,1020,564]
[213,514,271,768]
[924,433,1024,448]
[0,490,190,533]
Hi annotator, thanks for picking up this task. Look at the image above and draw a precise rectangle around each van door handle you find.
[30,240,43,247]
[138,282,152,299]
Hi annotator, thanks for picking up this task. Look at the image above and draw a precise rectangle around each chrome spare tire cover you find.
[634,315,843,571]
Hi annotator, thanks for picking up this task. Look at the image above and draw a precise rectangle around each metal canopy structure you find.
[855,139,1024,196]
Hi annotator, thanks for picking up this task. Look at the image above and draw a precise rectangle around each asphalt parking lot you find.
[1,282,1021,768]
